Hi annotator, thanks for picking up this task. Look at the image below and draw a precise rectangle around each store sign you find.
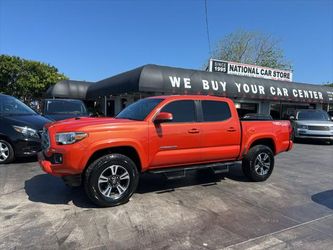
[209,59,293,82]
[166,75,331,103]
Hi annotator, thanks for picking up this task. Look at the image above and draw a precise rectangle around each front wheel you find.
[0,139,15,164]
[242,145,274,182]
[84,154,139,207]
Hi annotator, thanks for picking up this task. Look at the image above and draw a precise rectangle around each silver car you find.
[291,109,333,143]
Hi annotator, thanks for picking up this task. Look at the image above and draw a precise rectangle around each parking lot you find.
[0,142,332,250]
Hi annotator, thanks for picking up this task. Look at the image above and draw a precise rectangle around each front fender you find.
[81,138,148,170]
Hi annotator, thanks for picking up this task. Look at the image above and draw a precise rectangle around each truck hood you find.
[46,117,144,132]
[295,120,333,126]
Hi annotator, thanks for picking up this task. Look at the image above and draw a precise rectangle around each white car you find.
[291,109,333,144]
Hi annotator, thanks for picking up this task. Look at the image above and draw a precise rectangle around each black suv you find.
[0,94,50,164]
[41,99,89,121]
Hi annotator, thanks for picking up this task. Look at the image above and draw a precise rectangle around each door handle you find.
[188,128,200,134]
[227,127,237,132]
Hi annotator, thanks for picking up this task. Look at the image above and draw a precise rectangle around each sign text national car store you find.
[209,59,293,82]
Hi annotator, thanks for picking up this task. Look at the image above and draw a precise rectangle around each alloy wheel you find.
[254,153,271,176]
[0,142,9,162]
[98,165,130,200]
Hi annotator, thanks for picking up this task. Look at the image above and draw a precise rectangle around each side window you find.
[161,100,196,123]
[202,100,231,122]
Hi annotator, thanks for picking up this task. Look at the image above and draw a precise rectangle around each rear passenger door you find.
[149,100,202,168]
[200,100,241,162]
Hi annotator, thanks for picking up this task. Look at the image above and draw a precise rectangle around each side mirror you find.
[89,112,94,117]
[154,112,173,123]
[289,115,295,120]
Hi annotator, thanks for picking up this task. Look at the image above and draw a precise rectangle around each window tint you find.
[202,101,231,122]
[297,111,329,121]
[46,100,87,114]
[0,95,36,115]
[161,100,196,123]
[116,98,163,121]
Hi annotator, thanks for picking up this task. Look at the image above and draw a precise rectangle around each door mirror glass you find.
[154,112,173,123]
[289,115,295,120]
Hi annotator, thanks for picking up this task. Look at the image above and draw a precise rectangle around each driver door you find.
[148,100,202,168]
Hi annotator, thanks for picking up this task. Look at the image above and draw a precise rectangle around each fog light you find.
[53,153,63,164]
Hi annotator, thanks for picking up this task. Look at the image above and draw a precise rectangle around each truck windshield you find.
[297,111,329,121]
[0,95,37,115]
[116,98,163,121]
[46,100,87,115]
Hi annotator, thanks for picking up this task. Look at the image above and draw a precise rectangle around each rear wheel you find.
[242,145,274,182]
[0,139,14,164]
[84,154,139,207]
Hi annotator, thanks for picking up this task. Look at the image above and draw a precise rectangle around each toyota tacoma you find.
[39,95,293,207]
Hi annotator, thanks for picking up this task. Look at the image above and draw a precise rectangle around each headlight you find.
[55,132,87,145]
[297,125,308,129]
[13,126,39,138]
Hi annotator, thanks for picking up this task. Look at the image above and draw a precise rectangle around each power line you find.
[204,0,212,57]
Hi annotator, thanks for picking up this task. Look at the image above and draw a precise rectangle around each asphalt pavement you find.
[0,142,332,250]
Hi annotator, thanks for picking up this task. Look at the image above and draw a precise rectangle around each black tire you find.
[242,145,274,182]
[0,139,15,164]
[84,153,139,207]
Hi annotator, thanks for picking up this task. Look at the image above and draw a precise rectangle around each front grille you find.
[299,134,332,137]
[41,128,50,150]
[38,130,43,138]
[308,126,330,131]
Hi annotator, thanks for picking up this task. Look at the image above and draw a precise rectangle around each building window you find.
[235,103,258,118]
[270,103,313,120]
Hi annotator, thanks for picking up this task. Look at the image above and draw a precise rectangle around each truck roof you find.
[148,95,231,102]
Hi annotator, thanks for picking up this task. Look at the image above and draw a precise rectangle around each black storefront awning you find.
[86,64,333,103]
[46,80,93,99]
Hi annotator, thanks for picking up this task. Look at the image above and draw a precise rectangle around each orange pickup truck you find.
[39,95,293,207]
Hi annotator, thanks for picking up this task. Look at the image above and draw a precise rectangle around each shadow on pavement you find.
[137,162,250,192]
[24,174,97,208]
[224,162,252,182]
[137,168,226,194]
[25,164,249,207]
[311,190,333,210]
[14,155,38,163]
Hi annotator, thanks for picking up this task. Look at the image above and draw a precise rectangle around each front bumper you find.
[38,151,55,175]
[38,150,84,177]
[295,128,333,140]
[14,138,41,157]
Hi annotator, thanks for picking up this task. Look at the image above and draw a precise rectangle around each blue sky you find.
[0,0,332,84]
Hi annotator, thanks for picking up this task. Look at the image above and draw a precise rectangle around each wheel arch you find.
[83,146,142,176]
[0,133,12,143]
[248,138,276,155]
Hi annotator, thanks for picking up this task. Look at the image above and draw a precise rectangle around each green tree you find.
[210,30,291,70]
[0,55,68,101]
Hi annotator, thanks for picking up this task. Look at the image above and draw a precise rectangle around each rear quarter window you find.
[202,100,231,122]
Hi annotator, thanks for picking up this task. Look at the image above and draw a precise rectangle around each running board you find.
[148,162,231,180]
